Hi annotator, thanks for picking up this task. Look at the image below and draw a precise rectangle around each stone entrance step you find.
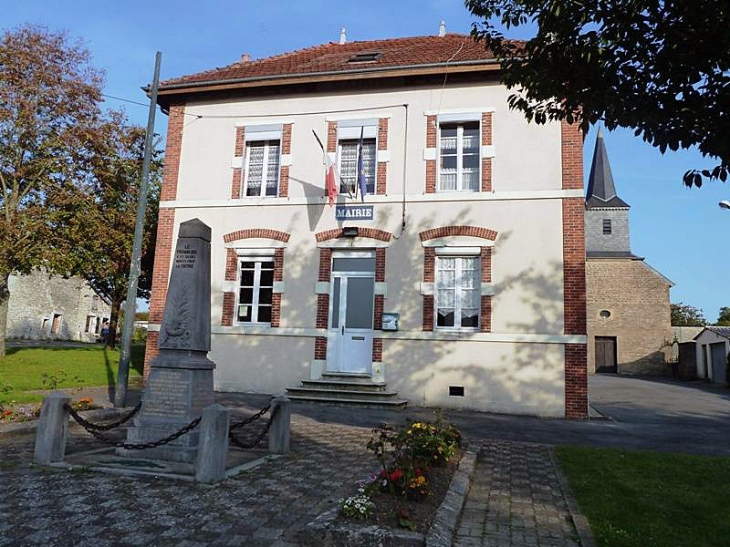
[286,374,407,410]
[301,379,387,392]
[286,394,408,411]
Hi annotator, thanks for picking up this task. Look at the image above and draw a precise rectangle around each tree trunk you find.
[0,272,9,359]
[106,298,121,350]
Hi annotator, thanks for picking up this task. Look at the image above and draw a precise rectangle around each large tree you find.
[0,25,105,356]
[716,307,730,327]
[671,302,705,327]
[465,0,730,186]
[49,113,161,349]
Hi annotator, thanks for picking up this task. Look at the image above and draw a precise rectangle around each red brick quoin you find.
[561,119,588,419]
[230,127,245,199]
[144,102,185,378]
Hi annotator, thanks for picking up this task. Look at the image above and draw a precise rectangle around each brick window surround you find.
[144,102,185,378]
[561,119,588,419]
[426,113,493,194]
[420,226,497,332]
[314,230,392,363]
[220,229,290,328]
[326,119,389,196]
[231,124,292,199]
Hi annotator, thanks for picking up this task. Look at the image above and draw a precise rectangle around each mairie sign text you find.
[335,205,373,221]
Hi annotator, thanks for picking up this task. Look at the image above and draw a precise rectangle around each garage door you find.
[710,342,727,384]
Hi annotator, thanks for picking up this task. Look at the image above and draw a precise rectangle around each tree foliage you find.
[48,113,161,348]
[0,25,105,356]
[0,25,160,353]
[716,307,730,327]
[670,302,705,327]
[465,0,730,187]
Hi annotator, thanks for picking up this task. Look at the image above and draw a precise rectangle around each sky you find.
[4,1,728,321]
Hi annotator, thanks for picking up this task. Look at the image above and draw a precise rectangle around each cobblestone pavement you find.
[1,400,593,547]
[454,441,582,547]
[1,409,375,547]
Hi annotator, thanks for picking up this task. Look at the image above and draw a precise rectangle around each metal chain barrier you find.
[229,400,271,430]
[228,401,278,450]
[65,397,276,451]
[64,401,142,432]
[65,403,202,451]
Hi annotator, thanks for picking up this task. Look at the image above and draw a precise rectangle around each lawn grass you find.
[556,446,730,547]
[0,344,145,404]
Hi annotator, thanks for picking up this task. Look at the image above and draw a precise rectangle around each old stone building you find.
[585,129,673,374]
[7,270,110,343]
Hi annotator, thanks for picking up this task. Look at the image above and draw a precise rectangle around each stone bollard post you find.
[195,404,231,484]
[33,392,71,465]
[268,395,291,455]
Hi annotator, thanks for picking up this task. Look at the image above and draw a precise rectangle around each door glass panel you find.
[345,277,374,329]
[331,277,341,329]
[332,257,375,272]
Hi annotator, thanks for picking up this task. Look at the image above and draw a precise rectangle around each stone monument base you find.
[118,350,215,464]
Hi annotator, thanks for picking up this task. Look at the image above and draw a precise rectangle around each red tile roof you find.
[160,34,514,91]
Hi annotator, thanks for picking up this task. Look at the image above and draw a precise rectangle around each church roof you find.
[586,128,630,209]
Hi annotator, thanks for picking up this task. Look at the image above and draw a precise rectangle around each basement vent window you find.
[602,218,612,234]
[347,52,382,63]
[449,386,465,397]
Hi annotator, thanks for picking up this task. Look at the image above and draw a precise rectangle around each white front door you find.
[327,253,375,374]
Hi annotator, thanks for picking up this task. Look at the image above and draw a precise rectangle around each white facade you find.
[149,55,588,417]
[695,328,730,383]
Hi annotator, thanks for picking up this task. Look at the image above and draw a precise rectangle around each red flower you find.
[389,468,403,482]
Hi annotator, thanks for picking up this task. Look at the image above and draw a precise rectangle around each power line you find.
[181,103,407,120]
[102,93,149,107]
[101,92,406,121]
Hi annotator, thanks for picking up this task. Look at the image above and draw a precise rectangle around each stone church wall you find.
[586,259,672,374]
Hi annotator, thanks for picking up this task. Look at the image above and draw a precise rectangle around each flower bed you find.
[0,396,99,424]
[336,418,463,534]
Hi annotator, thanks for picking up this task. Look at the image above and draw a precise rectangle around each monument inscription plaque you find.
[119,219,216,463]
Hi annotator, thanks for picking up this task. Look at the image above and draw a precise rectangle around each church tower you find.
[585,128,632,256]
[584,129,673,375]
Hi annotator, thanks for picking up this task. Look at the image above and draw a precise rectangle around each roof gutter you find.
[153,58,501,94]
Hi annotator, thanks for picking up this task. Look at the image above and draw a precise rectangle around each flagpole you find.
[312,130,354,199]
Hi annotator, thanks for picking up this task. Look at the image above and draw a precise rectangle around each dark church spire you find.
[586,127,629,208]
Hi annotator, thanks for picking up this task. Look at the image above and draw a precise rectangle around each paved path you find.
[455,442,581,547]
[1,408,375,546]
[3,375,729,545]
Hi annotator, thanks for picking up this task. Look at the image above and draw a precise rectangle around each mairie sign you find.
[335,205,373,221]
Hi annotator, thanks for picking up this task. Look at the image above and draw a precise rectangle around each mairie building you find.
[145,31,588,418]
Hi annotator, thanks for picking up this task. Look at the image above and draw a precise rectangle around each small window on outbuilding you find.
[602,218,612,234]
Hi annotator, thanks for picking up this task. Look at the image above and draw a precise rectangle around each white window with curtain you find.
[337,139,376,195]
[336,119,378,197]
[435,253,481,330]
[236,256,274,324]
[438,121,480,192]
[244,140,281,197]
